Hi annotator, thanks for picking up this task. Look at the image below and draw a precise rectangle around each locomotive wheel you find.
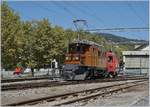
[113,73,118,78]
[87,70,95,80]
[85,71,90,80]
[104,72,109,78]
[108,73,113,78]
[108,72,118,78]
[70,72,75,80]
[105,72,113,78]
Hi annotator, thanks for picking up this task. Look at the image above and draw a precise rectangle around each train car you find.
[62,40,118,80]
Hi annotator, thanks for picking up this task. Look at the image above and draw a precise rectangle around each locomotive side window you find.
[82,46,89,53]
[98,51,100,56]
[77,46,80,52]
[108,56,113,62]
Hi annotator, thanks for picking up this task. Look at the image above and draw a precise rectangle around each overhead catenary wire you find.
[31,2,69,24]
[32,1,77,29]
[26,1,148,40]
[62,2,106,29]
[86,27,149,32]
[81,5,108,28]
[51,1,80,30]
[74,5,107,28]
[32,2,88,30]
[33,2,60,15]
[52,1,78,20]
[126,2,147,26]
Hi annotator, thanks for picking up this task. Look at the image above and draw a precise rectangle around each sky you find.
[7,1,149,40]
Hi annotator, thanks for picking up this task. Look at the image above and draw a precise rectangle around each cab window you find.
[69,44,81,52]
[108,56,113,62]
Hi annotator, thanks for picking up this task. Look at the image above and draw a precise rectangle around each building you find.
[122,44,149,76]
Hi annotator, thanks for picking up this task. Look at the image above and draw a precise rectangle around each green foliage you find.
[1,2,134,70]
[1,2,24,69]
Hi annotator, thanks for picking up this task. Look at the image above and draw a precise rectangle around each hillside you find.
[96,33,148,44]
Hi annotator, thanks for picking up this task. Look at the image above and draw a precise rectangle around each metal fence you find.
[1,68,62,79]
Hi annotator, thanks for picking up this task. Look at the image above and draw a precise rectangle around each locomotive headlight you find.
[75,56,79,60]
[65,56,69,60]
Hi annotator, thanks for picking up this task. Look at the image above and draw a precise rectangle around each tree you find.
[21,21,37,68]
[1,2,24,70]
[50,25,66,64]
[28,19,53,68]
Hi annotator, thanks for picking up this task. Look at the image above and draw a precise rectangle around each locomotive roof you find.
[71,39,103,48]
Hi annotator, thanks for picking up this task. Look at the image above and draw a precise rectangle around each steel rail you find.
[55,81,146,106]
[3,79,147,106]
[1,76,51,83]
[2,77,148,91]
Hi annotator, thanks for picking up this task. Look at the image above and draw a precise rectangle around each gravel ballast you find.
[1,80,148,106]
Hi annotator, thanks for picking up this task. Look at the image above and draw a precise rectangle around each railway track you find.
[2,76,148,91]
[2,75,146,83]
[3,79,147,106]
[1,76,51,83]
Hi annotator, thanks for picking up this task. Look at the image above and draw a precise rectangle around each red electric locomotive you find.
[62,39,118,80]
[105,51,118,77]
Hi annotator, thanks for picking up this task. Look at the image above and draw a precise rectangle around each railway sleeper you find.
[3,80,147,106]
[54,81,146,106]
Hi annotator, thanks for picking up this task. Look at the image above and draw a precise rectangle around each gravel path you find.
[1,80,147,105]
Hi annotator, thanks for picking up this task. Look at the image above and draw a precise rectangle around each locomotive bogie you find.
[62,64,106,80]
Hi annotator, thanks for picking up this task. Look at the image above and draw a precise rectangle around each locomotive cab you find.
[65,43,82,64]
[105,51,118,77]
[63,42,90,80]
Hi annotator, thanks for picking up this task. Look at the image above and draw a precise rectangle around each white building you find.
[141,45,149,51]
[122,44,149,76]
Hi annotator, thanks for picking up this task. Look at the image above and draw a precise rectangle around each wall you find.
[122,51,149,76]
